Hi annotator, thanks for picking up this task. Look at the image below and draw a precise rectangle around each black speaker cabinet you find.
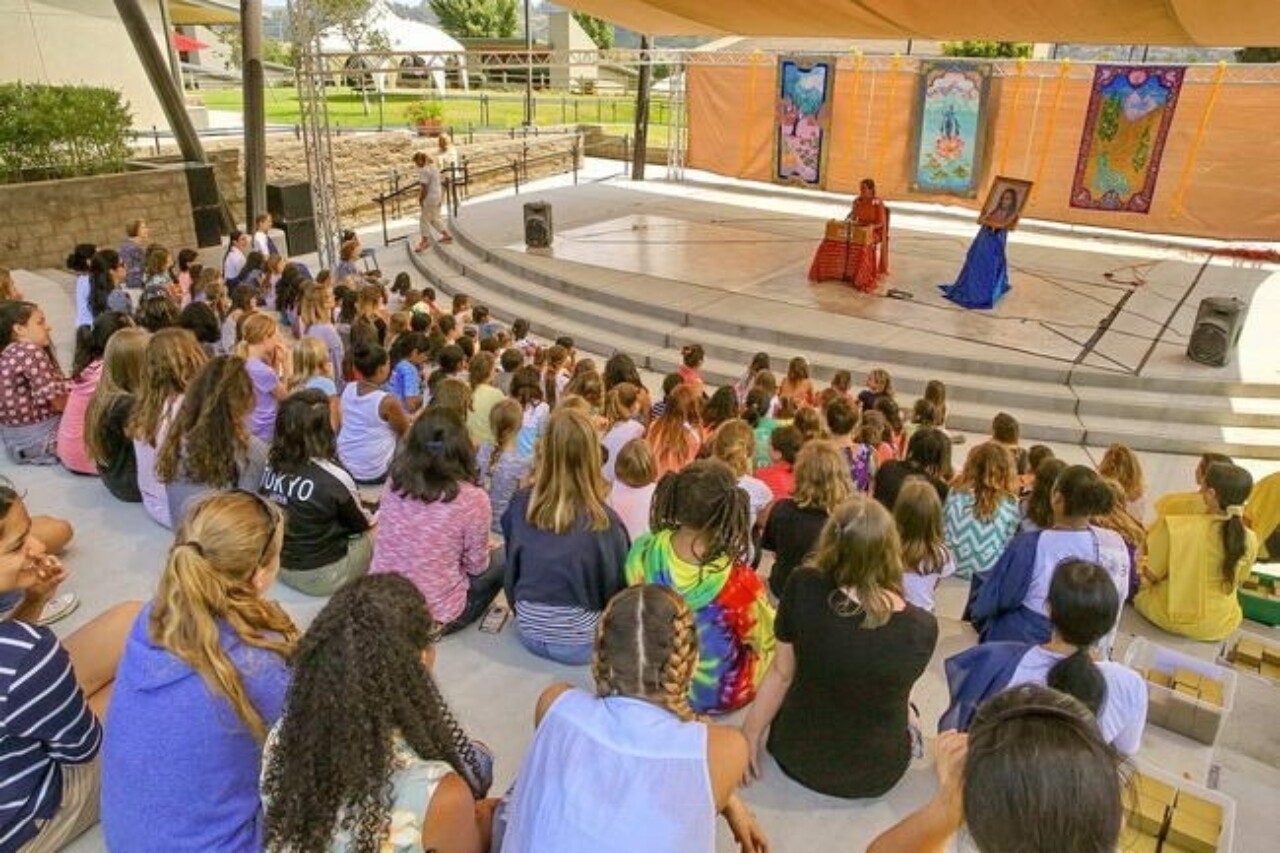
[279,218,318,257]
[524,201,553,248]
[1187,296,1248,367]
[267,182,314,222]
[184,164,224,248]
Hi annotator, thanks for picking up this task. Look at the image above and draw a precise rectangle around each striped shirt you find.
[0,621,101,851]
[514,601,599,645]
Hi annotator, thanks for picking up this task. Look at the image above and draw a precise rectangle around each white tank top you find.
[337,383,397,482]
[503,688,715,853]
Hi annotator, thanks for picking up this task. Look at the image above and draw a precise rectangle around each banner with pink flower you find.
[773,56,835,189]
[909,61,992,197]
[1071,65,1185,213]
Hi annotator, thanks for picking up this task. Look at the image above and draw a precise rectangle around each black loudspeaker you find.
[184,164,223,248]
[267,182,314,222]
[524,201,553,248]
[1187,297,1248,367]
[279,219,318,257]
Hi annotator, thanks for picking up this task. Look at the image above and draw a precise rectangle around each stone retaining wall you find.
[0,164,196,270]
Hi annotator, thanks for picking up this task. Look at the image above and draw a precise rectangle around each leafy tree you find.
[428,0,518,38]
[1235,47,1280,62]
[312,0,385,54]
[942,41,1032,58]
[573,12,614,49]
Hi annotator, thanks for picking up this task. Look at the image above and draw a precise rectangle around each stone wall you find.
[0,163,196,271]
[188,130,584,229]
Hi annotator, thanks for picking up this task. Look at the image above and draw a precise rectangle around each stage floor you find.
[475,181,1280,385]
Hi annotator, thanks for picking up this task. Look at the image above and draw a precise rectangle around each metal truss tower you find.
[292,1,343,269]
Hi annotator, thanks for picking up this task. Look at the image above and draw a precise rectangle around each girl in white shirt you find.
[893,478,956,612]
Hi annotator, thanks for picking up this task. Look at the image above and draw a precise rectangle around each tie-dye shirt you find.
[625,530,775,715]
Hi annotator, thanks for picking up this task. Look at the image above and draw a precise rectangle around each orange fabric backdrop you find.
[687,61,1280,241]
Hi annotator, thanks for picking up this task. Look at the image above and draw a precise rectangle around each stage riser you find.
[425,236,1280,433]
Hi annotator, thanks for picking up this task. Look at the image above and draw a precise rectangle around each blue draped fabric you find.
[970,530,1054,645]
[938,642,1032,733]
[939,225,1009,309]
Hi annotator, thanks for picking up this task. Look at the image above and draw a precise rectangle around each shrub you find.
[941,41,1033,59]
[0,83,133,183]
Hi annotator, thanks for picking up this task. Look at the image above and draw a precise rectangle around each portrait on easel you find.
[978,176,1033,230]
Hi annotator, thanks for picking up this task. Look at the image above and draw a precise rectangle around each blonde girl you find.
[760,439,855,598]
[858,367,895,412]
[101,491,298,850]
[601,381,644,483]
[236,313,292,442]
[85,326,151,502]
[291,335,340,430]
[503,407,631,665]
[608,438,658,541]
[646,384,703,478]
[477,398,531,534]
[1097,443,1146,521]
[924,379,948,427]
[710,418,774,535]
[779,356,815,407]
[297,283,344,385]
[742,494,938,799]
[1093,477,1146,600]
[893,479,955,612]
[127,328,208,527]
[142,244,176,299]
[792,405,823,444]
[943,442,1021,580]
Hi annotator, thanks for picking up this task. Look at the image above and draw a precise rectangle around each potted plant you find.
[405,99,445,137]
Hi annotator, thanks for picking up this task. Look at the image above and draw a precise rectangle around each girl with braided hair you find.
[502,585,768,853]
[625,460,775,715]
[262,574,496,853]
[102,490,298,851]
[742,494,937,799]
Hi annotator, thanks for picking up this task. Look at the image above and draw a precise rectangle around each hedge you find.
[0,83,133,183]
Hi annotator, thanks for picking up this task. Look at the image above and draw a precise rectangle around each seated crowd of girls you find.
[1,230,1277,852]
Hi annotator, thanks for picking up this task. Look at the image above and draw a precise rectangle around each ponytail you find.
[1047,647,1108,717]
[1204,462,1253,591]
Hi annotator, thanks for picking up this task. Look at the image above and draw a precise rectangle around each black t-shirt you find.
[260,458,372,571]
[768,568,938,798]
[761,499,829,598]
[872,460,949,512]
[97,395,141,502]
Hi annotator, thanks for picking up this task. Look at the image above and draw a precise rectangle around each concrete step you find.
[424,237,1280,431]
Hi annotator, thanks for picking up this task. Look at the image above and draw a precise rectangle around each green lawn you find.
[198,88,677,146]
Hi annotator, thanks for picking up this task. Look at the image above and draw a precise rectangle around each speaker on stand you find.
[524,201,553,249]
[267,182,317,257]
[1186,297,1248,367]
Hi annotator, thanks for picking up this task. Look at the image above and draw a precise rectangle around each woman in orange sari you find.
[849,178,890,275]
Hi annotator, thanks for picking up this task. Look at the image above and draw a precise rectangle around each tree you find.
[941,41,1033,58]
[311,0,387,114]
[428,0,518,39]
[1235,47,1280,62]
[573,12,614,49]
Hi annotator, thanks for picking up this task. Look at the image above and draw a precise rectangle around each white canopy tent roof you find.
[318,1,469,93]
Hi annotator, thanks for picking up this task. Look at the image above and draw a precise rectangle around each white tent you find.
[318,0,469,94]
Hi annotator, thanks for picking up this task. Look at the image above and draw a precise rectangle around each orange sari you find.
[852,197,890,274]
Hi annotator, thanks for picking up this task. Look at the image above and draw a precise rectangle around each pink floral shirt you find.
[0,343,66,426]
[370,482,492,624]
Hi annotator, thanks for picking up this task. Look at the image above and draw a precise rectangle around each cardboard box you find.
[1177,792,1224,828]
[1129,794,1170,836]
[1235,640,1264,668]
[1263,645,1280,667]
[1146,668,1173,689]
[1174,669,1204,690]
[1167,808,1220,853]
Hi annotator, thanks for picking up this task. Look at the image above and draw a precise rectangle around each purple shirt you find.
[246,357,279,441]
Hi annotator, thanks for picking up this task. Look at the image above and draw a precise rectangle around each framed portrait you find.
[978,176,1033,229]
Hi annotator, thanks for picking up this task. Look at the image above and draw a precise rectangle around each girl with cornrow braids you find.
[502,585,769,853]
[625,460,776,715]
[743,494,938,799]
[263,574,496,853]
[103,490,299,851]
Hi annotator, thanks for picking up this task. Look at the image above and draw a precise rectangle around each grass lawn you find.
[198,87,678,147]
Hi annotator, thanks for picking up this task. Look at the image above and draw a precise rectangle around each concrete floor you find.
[7,159,1275,852]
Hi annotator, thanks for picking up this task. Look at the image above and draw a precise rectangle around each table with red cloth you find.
[808,239,879,292]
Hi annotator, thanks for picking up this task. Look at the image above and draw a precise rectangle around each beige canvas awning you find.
[168,0,239,27]
[558,0,1280,46]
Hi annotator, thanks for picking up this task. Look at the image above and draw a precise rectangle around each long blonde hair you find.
[893,479,949,576]
[709,418,756,477]
[592,585,699,722]
[298,283,334,330]
[527,407,611,533]
[85,327,150,466]
[234,312,277,358]
[1097,444,1145,504]
[289,336,331,388]
[151,491,298,741]
[811,495,903,629]
[126,328,208,445]
[792,440,854,513]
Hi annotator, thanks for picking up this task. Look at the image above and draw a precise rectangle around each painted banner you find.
[774,56,835,189]
[910,61,992,197]
[1071,65,1185,213]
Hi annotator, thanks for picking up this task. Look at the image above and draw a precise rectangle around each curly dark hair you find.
[262,574,488,853]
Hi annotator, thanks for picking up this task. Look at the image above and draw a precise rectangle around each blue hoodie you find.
[101,604,290,852]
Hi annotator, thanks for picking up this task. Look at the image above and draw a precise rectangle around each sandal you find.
[38,593,80,626]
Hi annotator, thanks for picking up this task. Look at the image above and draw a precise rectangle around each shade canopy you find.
[557,0,1280,46]
[171,32,209,53]
[167,0,238,27]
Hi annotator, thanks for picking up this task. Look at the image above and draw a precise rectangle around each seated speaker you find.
[1186,296,1248,367]
[524,201,553,248]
